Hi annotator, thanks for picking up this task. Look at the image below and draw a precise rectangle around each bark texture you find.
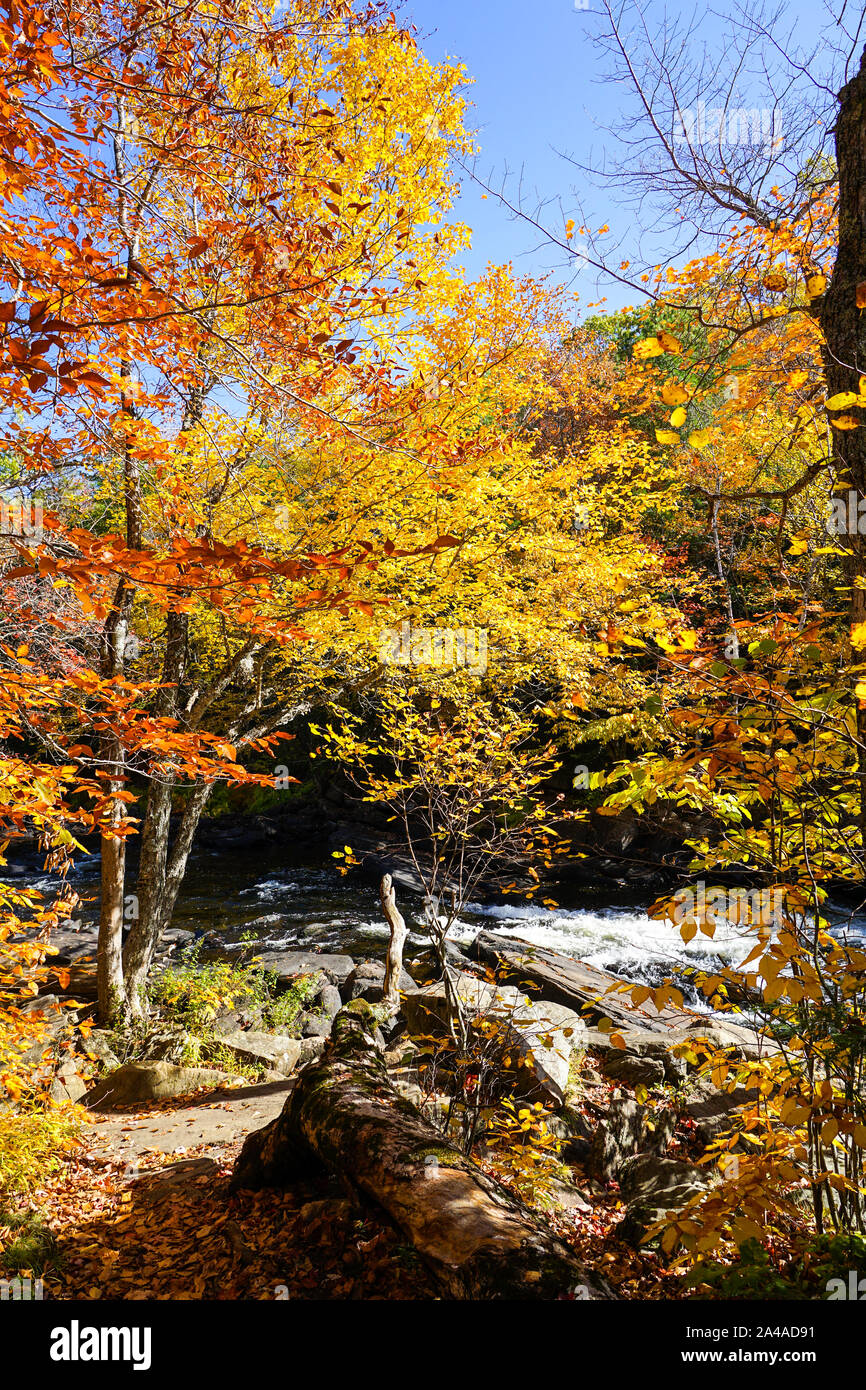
[821,47,866,832]
[232,1002,608,1300]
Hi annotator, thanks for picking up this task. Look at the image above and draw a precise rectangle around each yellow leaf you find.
[688,428,712,449]
[806,273,827,297]
[826,392,860,410]
[661,380,689,406]
[656,331,682,354]
[670,406,687,426]
[634,336,664,360]
[655,429,681,445]
[832,413,861,429]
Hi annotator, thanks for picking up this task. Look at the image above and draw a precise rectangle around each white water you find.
[22,848,866,1008]
[455,900,752,978]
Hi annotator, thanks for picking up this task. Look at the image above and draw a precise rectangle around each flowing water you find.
[25,840,866,1009]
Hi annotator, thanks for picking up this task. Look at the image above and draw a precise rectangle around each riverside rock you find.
[402,973,585,1103]
[85,1062,239,1109]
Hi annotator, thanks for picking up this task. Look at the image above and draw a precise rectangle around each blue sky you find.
[404,0,832,317]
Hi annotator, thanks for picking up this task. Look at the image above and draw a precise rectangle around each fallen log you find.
[232,1001,609,1300]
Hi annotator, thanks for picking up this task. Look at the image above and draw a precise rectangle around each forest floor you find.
[9,1081,687,1301]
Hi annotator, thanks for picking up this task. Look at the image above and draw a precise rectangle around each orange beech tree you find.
[0,0,479,1024]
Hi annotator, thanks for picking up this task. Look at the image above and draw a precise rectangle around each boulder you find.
[588,1097,649,1181]
[301,1013,333,1038]
[506,998,587,1105]
[684,1079,753,1143]
[546,1176,592,1216]
[85,1062,238,1109]
[469,931,691,1034]
[584,1027,687,1084]
[50,1058,88,1104]
[402,973,524,1035]
[402,974,585,1104]
[681,1017,776,1061]
[253,950,355,988]
[342,958,415,1004]
[588,1098,677,1180]
[217,1030,305,1075]
[407,942,477,984]
[41,960,98,1002]
[318,984,342,1019]
[618,1153,712,1245]
[298,1037,328,1066]
[79,1028,121,1071]
[599,1050,666,1090]
[142,1027,196,1064]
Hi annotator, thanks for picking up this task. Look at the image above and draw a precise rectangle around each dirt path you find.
[83,1078,295,1165]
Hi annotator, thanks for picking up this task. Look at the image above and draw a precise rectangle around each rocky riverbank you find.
[21,903,772,1289]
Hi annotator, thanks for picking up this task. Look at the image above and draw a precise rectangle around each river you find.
[22,841,866,1009]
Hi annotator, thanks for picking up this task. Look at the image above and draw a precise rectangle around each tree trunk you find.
[96,604,134,1026]
[231,1003,608,1300]
[97,815,128,1025]
[123,778,215,1014]
[379,873,408,1014]
[820,45,866,838]
[96,343,141,1025]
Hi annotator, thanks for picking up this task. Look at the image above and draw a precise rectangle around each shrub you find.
[0,1105,80,1201]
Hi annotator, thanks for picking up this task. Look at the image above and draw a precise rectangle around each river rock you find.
[684,1078,753,1143]
[253,950,355,988]
[217,1030,305,1075]
[342,959,415,1004]
[402,974,585,1104]
[85,1062,239,1108]
[618,1153,712,1245]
